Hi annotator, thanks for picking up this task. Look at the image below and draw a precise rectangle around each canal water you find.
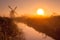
[16,23,55,40]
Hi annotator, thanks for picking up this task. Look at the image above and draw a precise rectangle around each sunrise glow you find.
[37,9,44,16]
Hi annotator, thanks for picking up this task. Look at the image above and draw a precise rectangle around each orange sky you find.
[0,0,60,17]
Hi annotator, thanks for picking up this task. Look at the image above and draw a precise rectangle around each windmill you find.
[8,6,17,18]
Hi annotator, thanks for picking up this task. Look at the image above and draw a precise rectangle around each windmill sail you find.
[8,6,13,10]
[8,6,17,18]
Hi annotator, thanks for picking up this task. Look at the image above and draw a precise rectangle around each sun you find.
[37,8,44,16]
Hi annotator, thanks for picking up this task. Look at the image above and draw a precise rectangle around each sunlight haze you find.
[0,0,60,17]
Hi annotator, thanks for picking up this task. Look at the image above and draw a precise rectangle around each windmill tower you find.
[8,6,17,19]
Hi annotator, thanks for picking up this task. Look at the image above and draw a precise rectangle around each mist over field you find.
[0,16,60,40]
[14,15,60,40]
[0,0,60,40]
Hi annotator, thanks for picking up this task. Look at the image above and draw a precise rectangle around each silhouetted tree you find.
[0,17,25,40]
[14,16,60,40]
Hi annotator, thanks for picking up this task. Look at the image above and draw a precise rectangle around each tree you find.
[0,17,25,40]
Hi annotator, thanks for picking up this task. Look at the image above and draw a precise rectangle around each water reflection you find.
[16,23,55,40]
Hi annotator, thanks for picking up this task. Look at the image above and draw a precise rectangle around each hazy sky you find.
[0,0,60,17]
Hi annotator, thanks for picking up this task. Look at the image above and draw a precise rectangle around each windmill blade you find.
[14,6,17,10]
[8,6,13,10]
[15,11,18,15]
